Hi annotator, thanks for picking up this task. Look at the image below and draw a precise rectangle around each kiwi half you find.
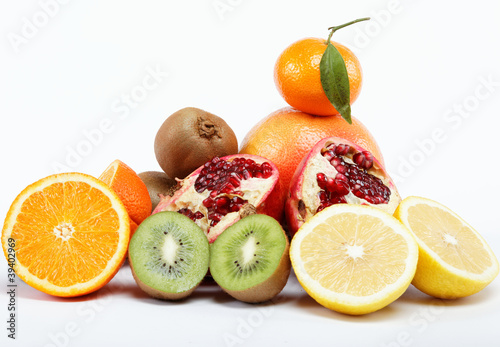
[128,211,209,300]
[210,214,291,303]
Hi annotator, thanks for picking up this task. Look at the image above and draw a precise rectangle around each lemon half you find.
[394,196,499,299]
[290,204,418,315]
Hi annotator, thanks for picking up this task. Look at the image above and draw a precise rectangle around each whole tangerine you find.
[274,38,362,117]
[274,18,369,117]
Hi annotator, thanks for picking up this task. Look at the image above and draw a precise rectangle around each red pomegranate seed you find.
[231,172,243,180]
[209,213,222,222]
[330,157,342,167]
[335,164,347,174]
[216,197,229,207]
[336,173,348,183]
[353,190,365,199]
[353,151,374,170]
[242,170,252,179]
[318,191,328,201]
[229,176,240,187]
[231,196,242,203]
[361,151,374,170]
[215,205,229,215]
[326,143,336,151]
[262,170,272,179]
[202,198,214,208]
[335,179,349,196]
[335,144,350,156]
[317,172,326,182]
[323,150,335,161]
[325,178,336,193]
[261,162,272,170]
[221,184,234,194]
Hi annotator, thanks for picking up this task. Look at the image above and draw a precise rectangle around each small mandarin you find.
[274,38,362,116]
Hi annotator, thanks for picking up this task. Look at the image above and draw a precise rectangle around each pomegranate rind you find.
[286,137,401,237]
[153,154,281,243]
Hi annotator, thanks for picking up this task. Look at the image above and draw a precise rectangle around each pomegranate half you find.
[153,154,281,243]
[286,137,401,236]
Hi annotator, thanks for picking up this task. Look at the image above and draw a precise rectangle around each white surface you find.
[1,0,500,346]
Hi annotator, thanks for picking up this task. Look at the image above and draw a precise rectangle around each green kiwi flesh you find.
[210,214,291,303]
[128,211,209,300]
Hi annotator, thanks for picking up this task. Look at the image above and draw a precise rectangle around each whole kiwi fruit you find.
[154,107,238,179]
[138,171,177,212]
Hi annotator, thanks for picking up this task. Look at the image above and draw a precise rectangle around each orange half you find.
[1,173,130,297]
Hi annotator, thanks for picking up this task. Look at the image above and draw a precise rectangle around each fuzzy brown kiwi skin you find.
[154,107,238,179]
[128,248,199,301]
[222,238,291,304]
[138,171,177,212]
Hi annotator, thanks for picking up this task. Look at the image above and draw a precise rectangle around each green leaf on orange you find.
[320,43,352,124]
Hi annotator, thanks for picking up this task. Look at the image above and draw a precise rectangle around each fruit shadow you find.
[15,279,143,304]
[293,292,401,322]
[397,284,497,308]
[111,266,235,306]
[16,262,141,303]
[186,278,300,307]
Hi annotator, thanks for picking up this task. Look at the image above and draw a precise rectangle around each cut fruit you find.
[1,173,130,297]
[394,196,499,299]
[153,155,281,243]
[128,211,210,300]
[210,214,291,303]
[99,160,152,236]
[290,204,418,315]
[286,136,400,237]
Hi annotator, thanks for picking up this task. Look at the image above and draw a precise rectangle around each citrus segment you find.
[290,204,418,315]
[394,196,499,299]
[1,173,130,297]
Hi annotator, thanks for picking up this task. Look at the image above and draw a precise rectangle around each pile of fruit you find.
[2,18,498,315]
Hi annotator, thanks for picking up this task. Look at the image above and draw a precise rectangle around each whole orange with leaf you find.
[274,18,368,118]
[274,38,362,117]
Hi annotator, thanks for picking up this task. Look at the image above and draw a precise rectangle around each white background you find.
[1,0,500,346]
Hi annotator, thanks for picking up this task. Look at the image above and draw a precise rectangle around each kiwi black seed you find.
[128,211,209,300]
[154,107,238,179]
[138,171,177,211]
[209,214,291,303]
